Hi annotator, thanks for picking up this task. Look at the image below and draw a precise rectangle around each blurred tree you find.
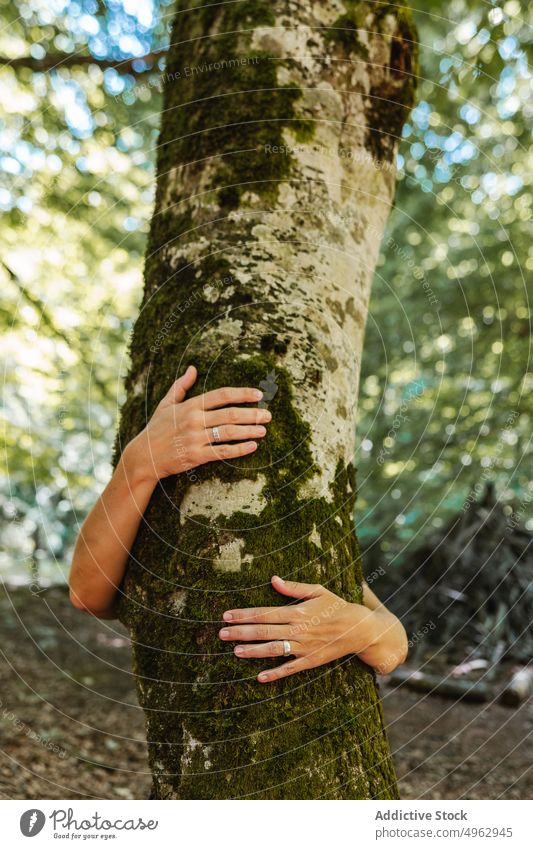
[115,0,417,799]
[356,0,533,568]
[0,0,173,581]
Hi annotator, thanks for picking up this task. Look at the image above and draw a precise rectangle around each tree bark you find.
[115,0,417,799]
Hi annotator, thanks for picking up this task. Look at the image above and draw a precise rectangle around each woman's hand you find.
[219,575,408,683]
[123,365,271,484]
[69,365,271,618]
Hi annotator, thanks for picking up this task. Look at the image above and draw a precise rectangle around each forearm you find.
[69,371,271,619]
[69,446,156,617]
[355,581,408,674]
[356,607,408,675]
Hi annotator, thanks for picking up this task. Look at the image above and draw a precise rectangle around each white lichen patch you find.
[180,729,202,771]
[309,524,322,548]
[132,367,148,397]
[213,538,253,573]
[168,590,187,615]
[203,745,213,771]
[165,2,400,512]
[202,284,222,303]
[299,475,330,502]
[198,315,244,348]
[179,477,268,525]
[211,316,243,338]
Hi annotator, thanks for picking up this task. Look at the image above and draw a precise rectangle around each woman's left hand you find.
[218,575,407,683]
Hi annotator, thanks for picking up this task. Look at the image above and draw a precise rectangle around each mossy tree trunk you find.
[116,0,417,799]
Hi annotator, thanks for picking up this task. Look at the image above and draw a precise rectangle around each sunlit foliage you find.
[1,0,531,582]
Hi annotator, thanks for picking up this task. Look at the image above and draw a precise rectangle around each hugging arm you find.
[219,575,409,682]
[70,364,407,683]
[68,366,270,618]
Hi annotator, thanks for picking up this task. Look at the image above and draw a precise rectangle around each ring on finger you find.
[212,426,221,442]
[282,639,291,657]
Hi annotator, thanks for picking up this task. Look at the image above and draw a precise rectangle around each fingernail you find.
[258,673,268,682]
[247,442,257,449]
[254,390,263,400]
[273,575,284,582]
[219,628,230,638]
[223,611,233,621]
[258,426,266,435]
[235,646,245,655]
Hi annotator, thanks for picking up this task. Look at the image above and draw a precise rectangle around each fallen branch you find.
[388,667,492,702]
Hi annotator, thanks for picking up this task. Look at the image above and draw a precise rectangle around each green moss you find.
[366,1,419,162]
[147,0,314,257]
[324,1,370,57]
[325,1,418,163]
[118,358,398,798]
[260,332,288,354]
[217,185,240,209]
[115,0,401,801]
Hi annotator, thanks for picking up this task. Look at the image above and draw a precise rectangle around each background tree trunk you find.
[115,0,417,799]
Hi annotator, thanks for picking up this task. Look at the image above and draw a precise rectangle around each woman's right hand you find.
[122,365,271,484]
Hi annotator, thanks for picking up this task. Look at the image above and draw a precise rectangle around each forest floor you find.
[0,586,531,800]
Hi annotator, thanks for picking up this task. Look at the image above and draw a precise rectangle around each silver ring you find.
[282,639,291,657]
[212,426,221,442]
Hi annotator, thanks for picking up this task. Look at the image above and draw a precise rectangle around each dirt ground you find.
[0,586,531,800]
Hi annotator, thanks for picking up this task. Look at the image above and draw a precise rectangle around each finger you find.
[271,575,323,601]
[159,365,197,407]
[222,606,292,624]
[257,657,311,683]
[190,386,263,410]
[201,407,272,427]
[219,623,289,642]
[234,640,302,659]
[204,424,267,444]
[198,441,258,463]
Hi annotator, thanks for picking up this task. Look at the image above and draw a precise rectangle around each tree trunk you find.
[115,0,417,799]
